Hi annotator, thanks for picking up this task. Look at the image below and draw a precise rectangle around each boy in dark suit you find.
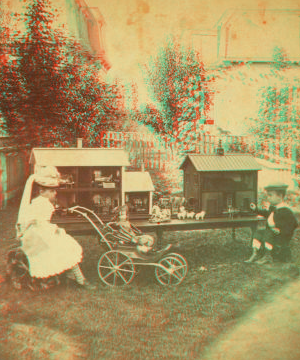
[245,182,298,264]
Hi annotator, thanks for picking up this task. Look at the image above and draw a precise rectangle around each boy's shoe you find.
[256,253,273,265]
[244,249,259,263]
[80,281,97,291]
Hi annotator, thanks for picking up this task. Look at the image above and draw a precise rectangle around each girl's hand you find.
[28,219,37,226]
[55,227,64,235]
[272,227,280,234]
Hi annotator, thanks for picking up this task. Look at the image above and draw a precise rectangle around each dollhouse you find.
[29,147,155,220]
[123,171,154,217]
[30,147,130,218]
[179,147,261,217]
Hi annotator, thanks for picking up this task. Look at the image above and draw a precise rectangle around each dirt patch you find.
[201,279,300,360]
[0,322,87,360]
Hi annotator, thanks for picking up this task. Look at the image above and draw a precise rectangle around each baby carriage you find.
[69,206,188,286]
[6,206,188,288]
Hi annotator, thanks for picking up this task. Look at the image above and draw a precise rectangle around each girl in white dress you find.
[17,167,95,290]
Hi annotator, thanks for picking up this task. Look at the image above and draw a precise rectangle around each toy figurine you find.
[177,206,187,220]
[195,211,206,220]
[186,211,195,219]
[149,202,162,222]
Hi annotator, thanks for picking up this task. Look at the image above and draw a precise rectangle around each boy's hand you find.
[272,227,280,234]
[250,203,256,211]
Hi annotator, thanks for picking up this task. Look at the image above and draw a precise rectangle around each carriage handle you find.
[68,206,105,226]
[67,206,114,250]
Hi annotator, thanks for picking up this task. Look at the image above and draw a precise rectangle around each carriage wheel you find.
[166,253,188,277]
[98,250,135,286]
[155,255,187,286]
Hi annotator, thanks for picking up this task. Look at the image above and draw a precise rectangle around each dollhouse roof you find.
[180,154,262,172]
[123,171,155,192]
[30,148,130,167]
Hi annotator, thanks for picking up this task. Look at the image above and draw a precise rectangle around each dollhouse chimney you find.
[77,138,83,148]
[216,139,224,156]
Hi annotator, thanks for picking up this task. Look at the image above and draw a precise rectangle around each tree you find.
[143,37,211,136]
[272,46,289,71]
[18,0,72,145]
[0,12,25,139]
[249,85,300,144]
[135,104,165,134]
[58,41,125,146]
[0,0,124,147]
[249,47,300,144]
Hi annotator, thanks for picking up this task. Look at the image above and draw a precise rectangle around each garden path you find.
[202,277,300,360]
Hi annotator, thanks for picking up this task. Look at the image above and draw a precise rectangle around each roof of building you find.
[123,171,155,192]
[179,154,262,172]
[30,148,130,167]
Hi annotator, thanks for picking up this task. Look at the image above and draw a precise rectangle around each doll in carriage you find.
[110,205,157,254]
[6,166,96,291]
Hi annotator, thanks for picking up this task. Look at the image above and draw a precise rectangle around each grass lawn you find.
[1,204,300,360]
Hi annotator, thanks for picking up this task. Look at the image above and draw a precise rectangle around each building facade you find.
[64,0,111,73]
[190,9,300,135]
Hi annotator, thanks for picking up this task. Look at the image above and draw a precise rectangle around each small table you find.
[55,215,265,247]
[134,216,264,246]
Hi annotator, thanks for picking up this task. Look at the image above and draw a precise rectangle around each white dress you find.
[20,196,83,278]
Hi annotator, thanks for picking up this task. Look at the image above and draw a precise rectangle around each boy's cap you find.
[264,182,289,191]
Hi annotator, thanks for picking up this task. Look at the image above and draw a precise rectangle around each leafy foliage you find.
[272,46,289,70]
[134,104,165,134]
[0,0,124,147]
[143,37,212,135]
[249,85,300,143]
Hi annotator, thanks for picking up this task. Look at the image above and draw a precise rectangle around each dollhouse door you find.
[207,199,218,216]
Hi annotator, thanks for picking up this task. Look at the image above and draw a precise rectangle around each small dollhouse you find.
[179,146,261,217]
[123,171,155,217]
